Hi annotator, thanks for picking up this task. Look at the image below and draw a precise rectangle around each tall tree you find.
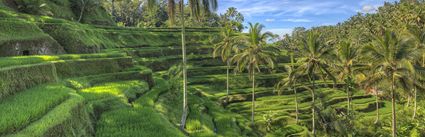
[78,0,89,22]
[221,7,244,32]
[407,26,425,119]
[275,34,301,123]
[296,31,335,135]
[167,0,176,26]
[362,30,418,137]
[232,23,278,125]
[332,41,359,115]
[148,0,218,130]
[275,65,301,123]
[213,26,240,103]
[357,66,384,124]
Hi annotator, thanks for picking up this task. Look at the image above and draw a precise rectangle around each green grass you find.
[95,107,185,137]
[54,57,133,79]
[0,19,51,45]
[0,63,58,99]
[189,73,283,89]
[0,0,112,25]
[65,69,153,90]
[0,84,74,135]
[39,18,217,53]
[79,80,148,102]
[95,77,185,137]
[154,76,253,137]
[0,53,127,68]
[0,55,133,100]
[9,93,92,137]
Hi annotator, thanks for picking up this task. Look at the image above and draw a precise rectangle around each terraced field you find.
[0,25,408,136]
[0,51,179,136]
[2,0,425,136]
[112,37,405,136]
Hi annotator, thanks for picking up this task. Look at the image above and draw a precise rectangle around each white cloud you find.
[320,22,335,26]
[361,4,377,13]
[282,18,312,23]
[264,28,293,36]
[238,5,280,17]
[265,18,276,22]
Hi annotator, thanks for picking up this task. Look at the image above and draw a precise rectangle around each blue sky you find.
[217,0,398,36]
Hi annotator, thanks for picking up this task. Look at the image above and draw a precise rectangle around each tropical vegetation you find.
[2,0,425,137]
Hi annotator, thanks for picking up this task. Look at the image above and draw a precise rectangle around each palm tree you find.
[213,26,240,103]
[222,7,244,32]
[295,31,335,135]
[232,23,278,125]
[147,0,218,130]
[407,26,425,119]
[332,41,358,115]
[357,65,383,124]
[275,34,301,123]
[362,30,418,137]
[167,0,176,26]
[275,65,301,123]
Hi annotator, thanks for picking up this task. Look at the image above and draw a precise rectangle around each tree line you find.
[213,1,425,136]
[102,0,243,28]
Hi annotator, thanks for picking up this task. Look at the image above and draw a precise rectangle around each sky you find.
[217,0,398,36]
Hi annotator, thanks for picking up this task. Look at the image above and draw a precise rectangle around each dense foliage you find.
[3,0,425,137]
[268,1,425,136]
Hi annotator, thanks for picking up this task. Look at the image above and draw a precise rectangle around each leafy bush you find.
[14,0,52,16]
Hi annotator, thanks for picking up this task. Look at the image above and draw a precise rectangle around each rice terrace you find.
[1,0,425,136]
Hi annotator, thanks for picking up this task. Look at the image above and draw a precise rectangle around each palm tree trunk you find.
[168,0,176,26]
[311,75,316,136]
[78,0,86,22]
[346,81,350,115]
[294,87,299,124]
[415,54,425,119]
[413,86,417,119]
[391,75,397,137]
[180,0,188,130]
[290,52,299,124]
[406,95,411,107]
[226,60,230,103]
[375,93,380,124]
[251,70,256,125]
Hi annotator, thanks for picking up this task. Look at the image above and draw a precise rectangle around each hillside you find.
[0,0,424,137]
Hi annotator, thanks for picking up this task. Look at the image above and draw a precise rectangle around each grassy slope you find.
[9,93,91,137]
[0,0,113,25]
[0,1,402,135]
[130,39,410,136]
[0,52,126,68]
[92,78,185,137]
[0,84,73,135]
[0,1,222,137]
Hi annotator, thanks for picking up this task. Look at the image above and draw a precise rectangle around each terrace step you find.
[65,67,154,90]
[136,55,220,71]
[0,53,128,69]
[188,63,292,77]
[0,84,74,135]
[134,53,290,71]
[95,77,185,137]
[78,80,150,104]
[189,73,284,88]
[108,46,213,58]
[7,93,90,137]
